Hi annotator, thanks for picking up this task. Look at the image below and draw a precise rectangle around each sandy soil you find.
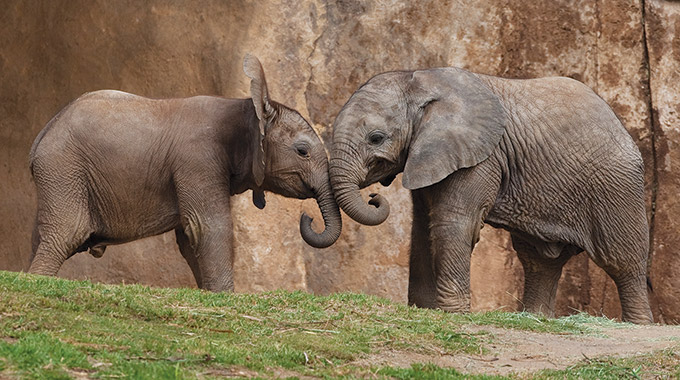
[356,324,680,376]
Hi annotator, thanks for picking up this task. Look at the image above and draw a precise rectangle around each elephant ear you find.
[402,68,506,190]
[243,54,274,187]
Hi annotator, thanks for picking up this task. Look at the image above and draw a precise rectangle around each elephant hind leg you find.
[28,179,92,276]
[597,263,653,324]
[589,237,652,323]
[29,224,90,276]
[587,212,653,324]
[610,272,653,324]
[512,234,577,317]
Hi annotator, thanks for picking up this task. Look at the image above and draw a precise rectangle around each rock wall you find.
[646,0,680,324]
[1,0,678,322]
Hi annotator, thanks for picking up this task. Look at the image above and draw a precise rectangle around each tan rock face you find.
[646,0,680,324]
[0,0,676,322]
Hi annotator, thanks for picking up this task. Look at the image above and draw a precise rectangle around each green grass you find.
[457,310,606,335]
[376,363,504,379]
[0,270,669,379]
[533,348,680,379]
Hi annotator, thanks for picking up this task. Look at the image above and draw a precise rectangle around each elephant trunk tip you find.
[329,160,390,226]
[360,193,390,226]
[300,212,341,248]
[335,188,390,226]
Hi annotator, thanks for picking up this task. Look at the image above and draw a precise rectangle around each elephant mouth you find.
[362,157,398,188]
[379,173,396,187]
[302,186,315,199]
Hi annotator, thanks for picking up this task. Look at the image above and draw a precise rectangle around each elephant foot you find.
[436,294,471,314]
[28,253,66,276]
[520,271,560,317]
[200,269,235,293]
[522,302,556,318]
[408,293,437,309]
[622,311,654,325]
[610,272,653,324]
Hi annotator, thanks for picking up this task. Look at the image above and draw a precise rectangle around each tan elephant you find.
[29,55,340,291]
[328,67,652,324]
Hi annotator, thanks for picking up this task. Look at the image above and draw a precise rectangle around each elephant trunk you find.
[300,179,342,248]
[329,157,390,226]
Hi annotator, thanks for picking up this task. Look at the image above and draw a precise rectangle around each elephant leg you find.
[587,210,653,323]
[593,252,652,324]
[408,190,436,308]
[176,180,234,292]
[30,243,76,276]
[28,189,91,276]
[608,270,652,324]
[175,228,203,288]
[429,221,475,312]
[427,167,500,313]
[511,234,573,317]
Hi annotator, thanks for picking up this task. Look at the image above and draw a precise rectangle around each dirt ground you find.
[356,324,680,376]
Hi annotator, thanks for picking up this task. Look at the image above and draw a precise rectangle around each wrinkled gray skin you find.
[330,67,653,324]
[28,55,341,291]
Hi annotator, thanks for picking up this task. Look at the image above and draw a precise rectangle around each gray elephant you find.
[329,67,653,324]
[28,55,341,291]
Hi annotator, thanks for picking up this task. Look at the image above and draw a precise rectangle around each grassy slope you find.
[0,271,676,379]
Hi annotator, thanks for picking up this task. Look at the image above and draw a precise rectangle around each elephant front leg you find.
[177,180,235,292]
[408,191,436,308]
[426,166,500,313]
[429,221,476,313]
[179,212,235,292]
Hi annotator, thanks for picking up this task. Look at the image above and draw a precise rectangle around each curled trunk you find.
[329,160,390,226]
[300,180,342,248]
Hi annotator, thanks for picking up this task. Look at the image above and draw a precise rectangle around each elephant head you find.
[329,68,506,225]
[243,55,341,248]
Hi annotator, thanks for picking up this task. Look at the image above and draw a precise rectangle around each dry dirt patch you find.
[357,324,680,376]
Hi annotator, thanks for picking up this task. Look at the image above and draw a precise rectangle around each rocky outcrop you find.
[0,0,677,322]
[646,0,680,324]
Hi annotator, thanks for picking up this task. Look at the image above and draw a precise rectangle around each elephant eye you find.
[295,143,310,158]
[368,131,386,146]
